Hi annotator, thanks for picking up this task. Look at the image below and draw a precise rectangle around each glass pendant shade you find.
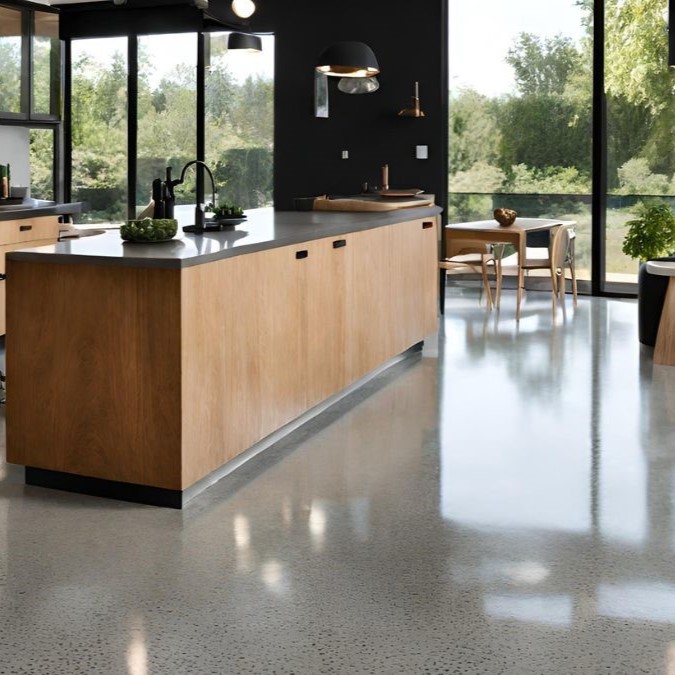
[337,77,380,94]
[231,0,256,19]
[316,42,380,78]
[227,32,262,52]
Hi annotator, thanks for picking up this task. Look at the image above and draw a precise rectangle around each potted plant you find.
[622,202,675,346]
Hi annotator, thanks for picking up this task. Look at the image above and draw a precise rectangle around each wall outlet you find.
[416,145,428,160]
[341,150,349,159]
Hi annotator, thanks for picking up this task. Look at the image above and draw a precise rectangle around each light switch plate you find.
[341,150,349,159]
[416,145,428,160]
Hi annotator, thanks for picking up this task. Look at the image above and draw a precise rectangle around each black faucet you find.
[153,160,217,232]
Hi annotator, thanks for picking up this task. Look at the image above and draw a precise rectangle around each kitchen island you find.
[6,206,440,507]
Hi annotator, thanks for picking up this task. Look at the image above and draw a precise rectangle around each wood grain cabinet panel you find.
[0,216,60,335]
[7,218,438,496]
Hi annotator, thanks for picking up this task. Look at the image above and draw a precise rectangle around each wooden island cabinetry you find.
[0,216,60,335]
[5,208,440,507]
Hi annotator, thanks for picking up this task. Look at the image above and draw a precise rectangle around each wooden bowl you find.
[494,208,517,227]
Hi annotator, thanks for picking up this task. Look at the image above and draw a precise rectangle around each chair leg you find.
[481,259,493,310]
[494,258,502,309]
[439,268,446,315]
[570,260,578,307]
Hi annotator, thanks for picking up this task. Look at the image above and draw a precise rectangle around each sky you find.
[449,0,587,97]
[72,33,274,86]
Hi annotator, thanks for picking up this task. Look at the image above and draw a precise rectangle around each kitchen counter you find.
[6,207,439,508]
[7,205,442,269]
[0,200,83,222]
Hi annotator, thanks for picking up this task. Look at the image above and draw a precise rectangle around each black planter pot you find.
[638,256,675,346]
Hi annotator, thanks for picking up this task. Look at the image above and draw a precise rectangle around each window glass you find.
[0,6,23,114]
[33,11,60,117]
[29,128,55,201]
[205,33,274,210]
[70,38,128,224]
[448,0,592,282]
[136,33,197,221]
[604,0,674,288]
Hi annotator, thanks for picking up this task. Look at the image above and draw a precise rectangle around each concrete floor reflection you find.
[1,288,675,673]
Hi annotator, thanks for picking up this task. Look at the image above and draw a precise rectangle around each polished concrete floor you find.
[2,289,675,674]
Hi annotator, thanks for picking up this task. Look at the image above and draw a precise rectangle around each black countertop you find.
[7,205,442,270]
[0,201,83,222]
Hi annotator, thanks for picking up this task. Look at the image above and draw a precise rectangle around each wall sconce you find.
[316,41,380,78]
[398,81,425,117]
[227,31,262,52]
[231,0,256,19]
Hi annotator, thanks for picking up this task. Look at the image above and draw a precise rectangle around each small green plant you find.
[208,201,244,219]
[622,203,675,261]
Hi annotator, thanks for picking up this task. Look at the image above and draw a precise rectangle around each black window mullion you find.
[196,32,206,205]
[63,39,72,204]
[592,0,606,295]
[127,36,138,221]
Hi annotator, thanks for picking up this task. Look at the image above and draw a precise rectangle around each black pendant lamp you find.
[316,41,379,78]
[228,32,262,52]
[670,0,675,66]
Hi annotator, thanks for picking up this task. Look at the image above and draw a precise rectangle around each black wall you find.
[254,0,448,217]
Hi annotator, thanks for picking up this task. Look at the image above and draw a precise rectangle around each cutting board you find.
[313,195,433,212]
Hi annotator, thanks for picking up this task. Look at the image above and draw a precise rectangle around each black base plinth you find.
[26,467,184,509]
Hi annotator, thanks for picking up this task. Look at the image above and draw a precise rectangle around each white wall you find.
[0,127,31,195]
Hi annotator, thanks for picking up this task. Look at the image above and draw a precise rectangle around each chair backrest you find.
[444,236,491,259]
[550,225,572,275]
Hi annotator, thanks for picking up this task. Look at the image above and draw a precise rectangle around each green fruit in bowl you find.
[120,218,178,242]
[209,201,244,219]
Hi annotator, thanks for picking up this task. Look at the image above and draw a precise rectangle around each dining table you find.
[444,217,577,320]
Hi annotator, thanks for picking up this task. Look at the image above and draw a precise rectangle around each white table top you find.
[646,260,675,276]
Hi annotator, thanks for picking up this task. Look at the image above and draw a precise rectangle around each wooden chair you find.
[520,224,575,314]
[439,237,502,314]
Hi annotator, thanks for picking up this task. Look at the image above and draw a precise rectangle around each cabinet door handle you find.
[20,225,32,232]
[295,250,308,260]
[422,221,434,229]
[332,239,347,249]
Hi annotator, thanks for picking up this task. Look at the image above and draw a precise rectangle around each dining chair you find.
[438,237,502,314]
[520,224,575,314]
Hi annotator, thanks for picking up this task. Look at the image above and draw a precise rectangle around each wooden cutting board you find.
[313,196,433,212]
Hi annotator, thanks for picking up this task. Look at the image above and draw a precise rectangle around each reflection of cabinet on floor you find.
[0,216,60,335]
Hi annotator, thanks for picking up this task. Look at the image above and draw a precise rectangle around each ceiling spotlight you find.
[231,0,256,19]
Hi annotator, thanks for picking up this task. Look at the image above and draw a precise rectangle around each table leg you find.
[516,254,524,322]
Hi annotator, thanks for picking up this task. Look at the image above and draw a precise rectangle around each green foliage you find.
[497,94,592,173]
[616,158,670,195]
[502,164,591,194]
[0,40,21,112]
[449,89,500,173]
[622,202,675,260]
[506,33,582,96]
[213,148,273,210]
[449,162,505,194]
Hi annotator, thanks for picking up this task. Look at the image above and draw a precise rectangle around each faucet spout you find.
[170,160,218,232]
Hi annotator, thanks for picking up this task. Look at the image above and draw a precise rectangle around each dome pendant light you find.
[227,32,262,52]
[316,42,380,78]
[231,0,256,19]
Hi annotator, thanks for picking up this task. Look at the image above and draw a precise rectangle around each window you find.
[70,38,128,224]
[205,33,274,210]
[448,0,592,283]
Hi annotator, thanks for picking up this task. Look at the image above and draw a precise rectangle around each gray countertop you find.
[0,201,83,222]
[7,205,442,270]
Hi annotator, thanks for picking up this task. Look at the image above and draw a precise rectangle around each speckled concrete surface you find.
[1,290,675,674]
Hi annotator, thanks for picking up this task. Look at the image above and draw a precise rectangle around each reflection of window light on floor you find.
[598,582,675,623]
[485,594,573,627]
[126,615,148,675]
[308,500,327,544]
[233,513,250,550]
[261,559,285,593]
[349,497,370,541]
